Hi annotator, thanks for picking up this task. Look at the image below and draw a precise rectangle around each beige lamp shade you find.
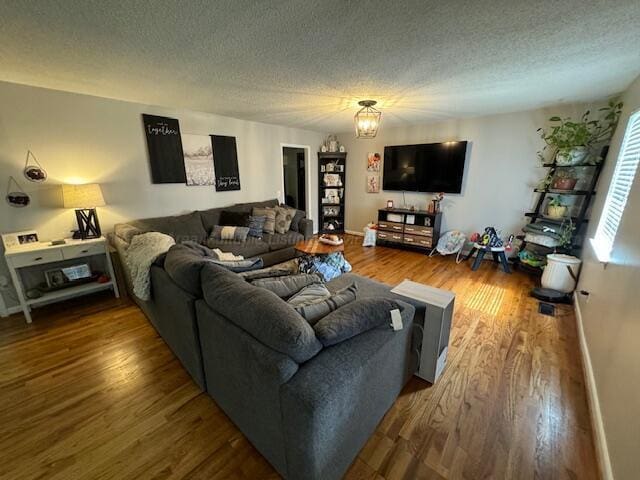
[62,183,106,208]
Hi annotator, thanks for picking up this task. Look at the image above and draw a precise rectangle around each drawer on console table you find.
[62,242,105,260]
[403,234,433,248]
[378,221,404,232]
[377,231,403,243]
[404,225,433,237]
[8,249,64,268]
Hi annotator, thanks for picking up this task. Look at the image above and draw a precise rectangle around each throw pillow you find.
[253,207,276,234]
[313,298,402,347]
[210,225,250,242]
[273,206,296,234]
[289,208,305,232]
[219,210,250,227]
[252,273,322,299]
[248,215,267,238]
[293,282,358,325]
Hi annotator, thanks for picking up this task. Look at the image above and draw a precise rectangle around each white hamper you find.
[541,254,582,293]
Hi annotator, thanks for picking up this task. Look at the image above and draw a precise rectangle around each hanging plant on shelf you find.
[537,98,623,166]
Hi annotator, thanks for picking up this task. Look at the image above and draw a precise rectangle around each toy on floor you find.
[464,227,513,273]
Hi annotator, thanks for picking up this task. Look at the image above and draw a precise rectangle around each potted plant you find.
[537,99,623,166]
[558,218,575,248]
[551,169,578,190]
[547,196,568,219]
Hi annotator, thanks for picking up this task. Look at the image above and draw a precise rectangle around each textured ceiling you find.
[1,0,639,132]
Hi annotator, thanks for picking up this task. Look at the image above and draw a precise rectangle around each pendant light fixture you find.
[354,100,382,138]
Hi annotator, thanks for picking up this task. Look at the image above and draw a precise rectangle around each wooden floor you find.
[0,236,597,479]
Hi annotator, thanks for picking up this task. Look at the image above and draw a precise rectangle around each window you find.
[591,110,640,262]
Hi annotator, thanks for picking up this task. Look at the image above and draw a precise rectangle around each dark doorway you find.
[282,147,306,211]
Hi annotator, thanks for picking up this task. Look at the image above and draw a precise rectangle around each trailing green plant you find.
[537,98,623,163]
[558,218,575,248]
[537,172,553,189]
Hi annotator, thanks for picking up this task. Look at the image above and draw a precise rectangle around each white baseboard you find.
[344,229,364,237]
[573,294,613,480]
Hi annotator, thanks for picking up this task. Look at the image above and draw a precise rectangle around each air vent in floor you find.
[538,302,555,317]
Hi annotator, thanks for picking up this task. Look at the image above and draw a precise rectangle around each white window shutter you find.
[592,111,640,261]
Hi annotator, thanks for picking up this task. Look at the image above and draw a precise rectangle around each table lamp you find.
[62,183,106,239]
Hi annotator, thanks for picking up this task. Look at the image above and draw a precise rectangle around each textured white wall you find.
[0,81,325,310]
[337,102,599,237]
[576,74,640,480]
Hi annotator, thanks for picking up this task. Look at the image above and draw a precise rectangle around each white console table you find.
[391,279,455,383]
[4,237,119,324]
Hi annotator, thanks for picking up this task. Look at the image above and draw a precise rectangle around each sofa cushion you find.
[253,207,276,234]
[198,200,278,234]
[227,198,279,214]
[263,231,304,251]
[205,238,270,257]
[274,206,296,234]
[199,207,223,234]
[294,282,358,325]
[313,298,401,347]
[219,210,250,227]
[163,243,209,296]
[252,273,322,299]
[210,225,250,242]
[114,223,144,244]
[201,263,322,363]
[128,211,207,244]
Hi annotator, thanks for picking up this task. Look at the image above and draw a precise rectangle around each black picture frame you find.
[211,135,240,191]
[142,114,187,184]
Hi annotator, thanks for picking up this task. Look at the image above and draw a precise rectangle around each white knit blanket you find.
[125,232,175,300]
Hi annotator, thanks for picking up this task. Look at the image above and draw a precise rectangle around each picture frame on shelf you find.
[2,230,39,250]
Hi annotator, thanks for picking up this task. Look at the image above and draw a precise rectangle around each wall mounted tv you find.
[383,141,468,193]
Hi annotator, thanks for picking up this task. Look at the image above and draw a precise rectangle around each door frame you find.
[280,144,312,221]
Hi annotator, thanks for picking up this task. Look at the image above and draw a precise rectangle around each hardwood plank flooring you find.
[0,236,597,479]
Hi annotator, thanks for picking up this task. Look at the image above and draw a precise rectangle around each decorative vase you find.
[555,146,589,166]
[551,177,577,190]
[547,205,567,219]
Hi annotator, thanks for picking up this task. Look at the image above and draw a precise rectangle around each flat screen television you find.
[382,141,468,193]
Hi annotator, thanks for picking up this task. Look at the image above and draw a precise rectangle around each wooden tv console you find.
[377,208,442,251]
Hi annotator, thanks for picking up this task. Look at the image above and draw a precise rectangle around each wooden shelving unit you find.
[514,146,608,273]
[318,152,346,234]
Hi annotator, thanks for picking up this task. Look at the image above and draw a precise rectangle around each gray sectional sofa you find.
[110,199,312,389]
[109,199,426,479]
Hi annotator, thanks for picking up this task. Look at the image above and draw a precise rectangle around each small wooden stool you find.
[465,243,511,273]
